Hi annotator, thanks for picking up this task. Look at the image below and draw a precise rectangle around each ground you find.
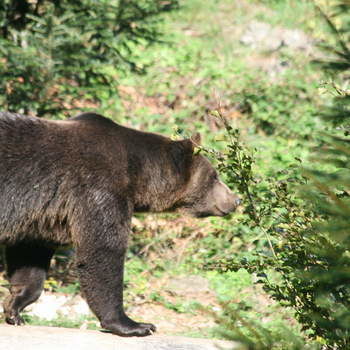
[0,267,282,337]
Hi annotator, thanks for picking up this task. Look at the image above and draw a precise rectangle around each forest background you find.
[0,0,349,349]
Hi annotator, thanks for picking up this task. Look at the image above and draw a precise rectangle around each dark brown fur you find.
[0,112,239,336]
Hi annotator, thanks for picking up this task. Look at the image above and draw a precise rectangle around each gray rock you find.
[240,20,314,53]
[241,21,281,51]
[0,325,237,350]
[25,292,91,320]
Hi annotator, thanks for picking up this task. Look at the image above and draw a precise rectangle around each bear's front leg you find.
[74,216,156,337]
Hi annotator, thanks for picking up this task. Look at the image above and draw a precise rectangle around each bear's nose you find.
[234,198,241,207]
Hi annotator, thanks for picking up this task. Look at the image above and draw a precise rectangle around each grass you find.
[207,269,307,343]
[22,314,100,330]
[108,0,326,164]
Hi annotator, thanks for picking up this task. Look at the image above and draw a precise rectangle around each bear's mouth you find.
[214,205,231,216]
[194,211,212,218]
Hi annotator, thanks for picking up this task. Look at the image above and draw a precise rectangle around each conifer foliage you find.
[0,0,178,117]
[303,1,350,347]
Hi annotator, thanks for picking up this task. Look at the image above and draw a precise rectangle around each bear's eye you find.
[211,173,218,182]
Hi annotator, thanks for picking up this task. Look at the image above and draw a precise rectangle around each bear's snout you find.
[215,195,240,216]
[213,181,241,216]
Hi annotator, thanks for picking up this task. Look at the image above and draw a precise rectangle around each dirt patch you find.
[129,303,216,336]
[0,274,220,336]
[127,274,221,336]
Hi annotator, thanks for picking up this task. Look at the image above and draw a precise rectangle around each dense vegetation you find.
[211,2,350,348]
[0,0,179,116]
[0,0,349,349]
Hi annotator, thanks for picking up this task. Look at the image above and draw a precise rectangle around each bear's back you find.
[0,112,126,244]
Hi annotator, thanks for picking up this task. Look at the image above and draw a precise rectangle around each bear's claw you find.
[102,321,156,337]
[5,313,25,326]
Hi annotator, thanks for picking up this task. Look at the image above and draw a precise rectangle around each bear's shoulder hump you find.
[70,113,118,127]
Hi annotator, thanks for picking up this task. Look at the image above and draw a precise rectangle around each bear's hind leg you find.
[3,244,54,325]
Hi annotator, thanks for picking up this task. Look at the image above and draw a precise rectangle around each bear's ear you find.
[190,132,201,146]
[175,139,195,153]
[170,139,195,170]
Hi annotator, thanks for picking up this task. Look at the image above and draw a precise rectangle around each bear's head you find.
[172,134,241,218]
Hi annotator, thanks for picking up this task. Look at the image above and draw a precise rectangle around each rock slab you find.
[0,325,236,350]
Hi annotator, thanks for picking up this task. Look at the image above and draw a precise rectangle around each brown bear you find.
[0,111,240,336]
